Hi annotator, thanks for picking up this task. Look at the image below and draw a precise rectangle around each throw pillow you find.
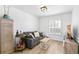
[34,31,40,37]
[29,33,35,39]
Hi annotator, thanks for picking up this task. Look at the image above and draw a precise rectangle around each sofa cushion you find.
[29,33,35,39]
[34,31,40,37]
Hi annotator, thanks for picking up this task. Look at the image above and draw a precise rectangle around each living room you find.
[0,5,79,54]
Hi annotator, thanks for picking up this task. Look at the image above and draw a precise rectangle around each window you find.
[49,17,61,35]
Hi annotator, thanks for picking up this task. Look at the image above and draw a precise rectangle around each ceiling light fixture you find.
[40,5,47,13]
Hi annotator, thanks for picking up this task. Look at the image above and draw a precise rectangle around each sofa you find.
[23,31,44,49]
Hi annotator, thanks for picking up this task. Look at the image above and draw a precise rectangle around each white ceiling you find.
[11,5,74,17]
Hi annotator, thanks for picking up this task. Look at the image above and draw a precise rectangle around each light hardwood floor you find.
[13,39,78,54]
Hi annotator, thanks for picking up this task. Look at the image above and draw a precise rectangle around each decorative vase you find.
[3,14,10,19]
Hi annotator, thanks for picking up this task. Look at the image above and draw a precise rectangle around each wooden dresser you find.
[0,18,14,54]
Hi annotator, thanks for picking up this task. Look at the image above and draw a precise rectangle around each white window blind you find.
[49,17,61,35]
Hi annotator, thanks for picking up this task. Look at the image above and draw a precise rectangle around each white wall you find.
[72,6,79,43]
[39,12,72,41]
[0,6,4,17]
[9,7,39,35]
[0,6,39,35]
